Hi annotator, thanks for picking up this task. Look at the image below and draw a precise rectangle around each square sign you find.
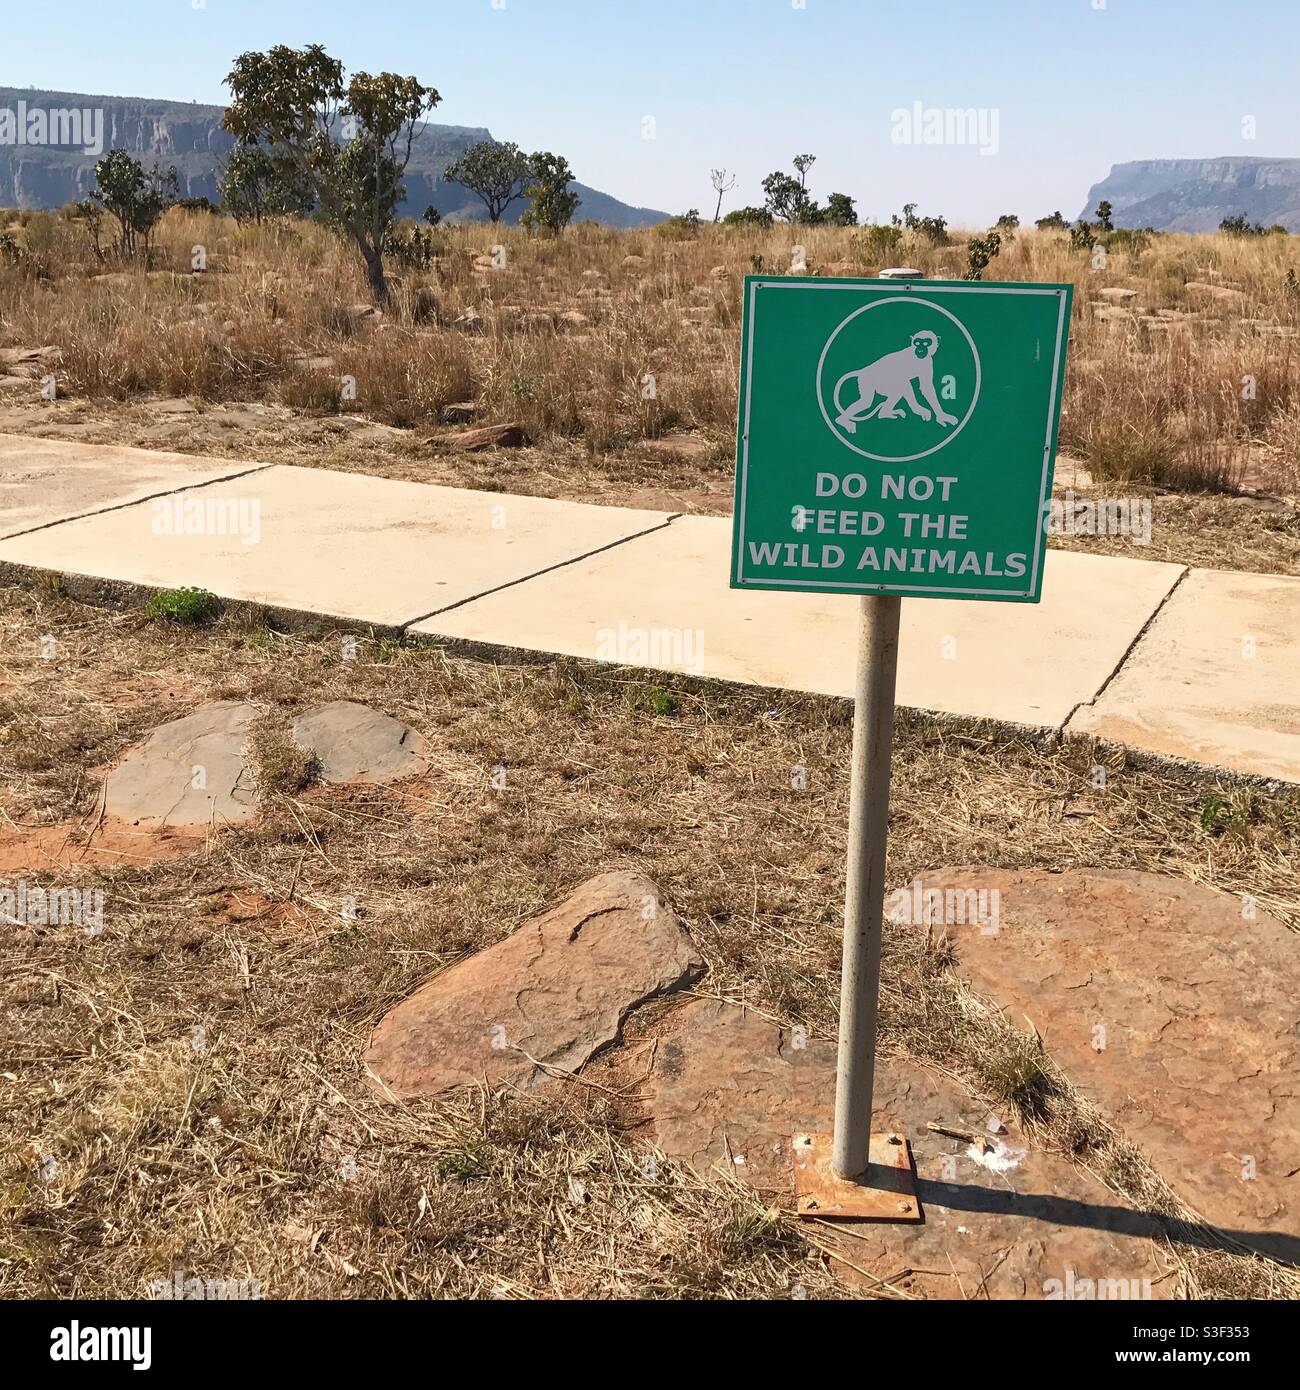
[731,276,1073,603]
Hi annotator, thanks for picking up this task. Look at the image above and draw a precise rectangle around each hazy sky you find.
[5,0,1297,224]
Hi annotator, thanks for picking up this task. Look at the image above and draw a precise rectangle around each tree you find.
[762,170,805,222]
[823,192,858,226]
[223,44,440,304]
[89,149,178,259]
[995,213,1020,231]
[519,151,580,234]
[709,167,737,222]
[443,140,532,223]
[1035,210,1068,230]
[218,145,314,224]
[1094,200,1114,232]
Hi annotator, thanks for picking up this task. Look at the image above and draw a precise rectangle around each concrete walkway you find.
[3,434,1298,784]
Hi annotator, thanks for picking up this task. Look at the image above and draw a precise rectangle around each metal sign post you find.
[729,270,1072,1220]
[832,592,900,1180]
[790,593,918,1220]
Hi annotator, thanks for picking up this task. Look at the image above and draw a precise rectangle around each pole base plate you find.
[792,1131,920,1221]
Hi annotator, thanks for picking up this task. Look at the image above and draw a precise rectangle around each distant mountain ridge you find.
[1080,157,1300,233]
[0,86,668,228]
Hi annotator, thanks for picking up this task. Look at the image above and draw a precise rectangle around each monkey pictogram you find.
[832,330,959,434]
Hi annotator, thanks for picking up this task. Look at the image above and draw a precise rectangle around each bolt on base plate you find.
[792,1131,920,1221]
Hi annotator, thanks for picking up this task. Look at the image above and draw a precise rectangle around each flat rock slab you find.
[104,701,259,828]
[0,433,270,540]
[645,999,1174,1299]
[291,701,428,783]
[417,516,1184,730]
[931,866,1299,1262]
[1068,568,1300,783]
[364,871,703,1099]
[0,462,673,628]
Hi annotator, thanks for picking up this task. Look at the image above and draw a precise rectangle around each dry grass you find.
[2,583,1297,1299]
[3,207,1298,573]
[3,208,1300,484]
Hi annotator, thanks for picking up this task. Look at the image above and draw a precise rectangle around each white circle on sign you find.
[816,296,982,463]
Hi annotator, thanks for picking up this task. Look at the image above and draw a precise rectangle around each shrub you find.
[1219,213,1266,237]
[656,209,702,240]
[964,230,1002,280]
[722,206,773,229]
[146,586,221,625]
[851,223,903,262]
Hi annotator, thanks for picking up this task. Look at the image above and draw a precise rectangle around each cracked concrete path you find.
[416,513,1187,732]
[2,435,1297,782]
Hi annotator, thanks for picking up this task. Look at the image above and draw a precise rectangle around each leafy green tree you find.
[519,151,580,234]
[1094,200,1114,232]
[90,149,178,259]
[995,213,1020,231]
[443,140,532,223]
[218,145,314,224]
[823,192,858,226]
[223,44,440,304]
[1035,210,1068,230]
[762,159,822,223]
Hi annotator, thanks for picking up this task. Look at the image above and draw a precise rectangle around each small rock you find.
[1096,287,1139,302]
[453,310,483,333]
[291,701,428,784]
[364,871,703,1099]
[341,304,382,327]
[440,401,480,425]
[622,254,646,268]
[104,702,259,829]
[559,310,589,329]
[446,422,530,452]
[1184,281,1247,303]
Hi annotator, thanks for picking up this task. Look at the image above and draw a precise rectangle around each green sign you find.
[731,276,1073,603]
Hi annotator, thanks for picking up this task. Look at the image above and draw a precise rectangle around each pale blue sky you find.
[4,0,1296,223]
